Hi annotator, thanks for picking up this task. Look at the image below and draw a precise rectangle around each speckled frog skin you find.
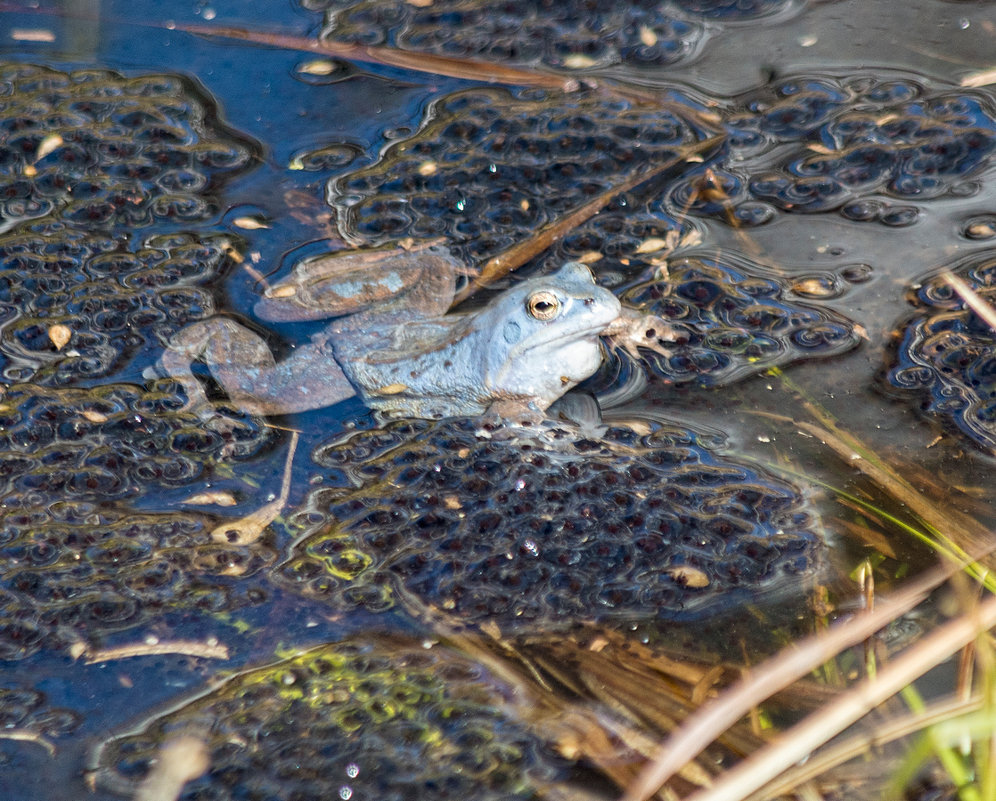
[160,244,623,419]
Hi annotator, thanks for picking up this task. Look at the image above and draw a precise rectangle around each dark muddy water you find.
[0,1,995,799]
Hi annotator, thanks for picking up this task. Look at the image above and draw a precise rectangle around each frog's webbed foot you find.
[482,398,548,428]
[603,307,683,360]
[159,317,277,420]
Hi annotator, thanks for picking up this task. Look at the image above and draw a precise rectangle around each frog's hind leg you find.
[160,317,358,416]
[159,317,278,416]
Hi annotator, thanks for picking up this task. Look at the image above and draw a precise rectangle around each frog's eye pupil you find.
[527,291,560,321]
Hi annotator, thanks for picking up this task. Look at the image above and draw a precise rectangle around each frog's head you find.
[478,261,621,410]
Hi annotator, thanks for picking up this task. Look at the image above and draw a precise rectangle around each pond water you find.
[1,1,995,799]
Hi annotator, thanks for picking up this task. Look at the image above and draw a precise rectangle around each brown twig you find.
[450,135,725,307]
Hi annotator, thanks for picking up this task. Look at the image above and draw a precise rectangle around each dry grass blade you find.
[173,23,708,111]
[943,270,996,332]
[746,693,984,800]
[209,430,298,545]
[961,68,996,88]
[617,562,971,801]
[681,594,996,801]
[83,639,230,663]
[178,23,577,90]
[792,418,990,572]
[451,135,725,306]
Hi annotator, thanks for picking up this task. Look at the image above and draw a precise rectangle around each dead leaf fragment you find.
[966,221,996,238]
[407,0,433,6]
[11,29,55,42]
[792,278,836,298]
[667,566,710,588]
[961,67,996,88]
[232,216,270,230]
[417,160,438,176]
[0,729,55,757]
[48,324,71,350]
[35,133,63,161]
[81,409,108,423]
[183,491,238,507]
[806,143,836,155]
[562,54,598,69]
[578,251,603,264]
[634,237,669,255]
[269,284,297,298]
[639,25,657,47]
[297,59,338,76]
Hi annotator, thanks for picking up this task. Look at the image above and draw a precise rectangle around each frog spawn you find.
[887,253,996,453]
[0,384,275,660]
[0,113,272,659]
[90,635,576,801]
[599,250,861,388]
[0,686,81,744]
[275,417,821,629]
[305,0,805,73]
[0,62,257,230]
[327,85,714,258]
[669,74,996,227]
[325,86,860,389]
[0,224,239,386]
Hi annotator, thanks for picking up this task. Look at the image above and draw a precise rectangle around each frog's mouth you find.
[516,318,615,355]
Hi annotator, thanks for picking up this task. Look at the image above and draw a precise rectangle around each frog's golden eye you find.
[526,290,560,321]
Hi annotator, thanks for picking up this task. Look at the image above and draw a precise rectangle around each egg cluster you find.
[0,224,235,385]
[92,635,571,801]
[0,63,256,229]
[608,251,860,387]
[887,254,996,453]
[328,86,712,261]
[0,685,81,740]
[276,417,820,629]
[306,0,803,72]
[673,75,996,225]
[0,381,274,660]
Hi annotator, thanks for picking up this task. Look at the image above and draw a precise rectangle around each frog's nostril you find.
[583,297,595,306]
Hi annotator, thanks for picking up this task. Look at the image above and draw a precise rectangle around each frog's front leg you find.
[160,317,358,417]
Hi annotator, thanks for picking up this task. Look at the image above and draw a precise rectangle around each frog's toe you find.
[483,398,547,427]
